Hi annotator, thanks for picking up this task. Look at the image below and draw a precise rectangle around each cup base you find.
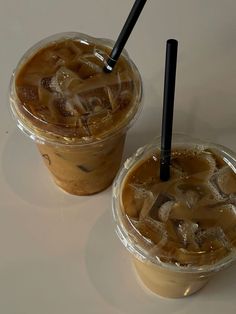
[53,176,113,196]
[132,258,210,298]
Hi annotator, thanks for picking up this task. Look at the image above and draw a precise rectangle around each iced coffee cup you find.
[112,134,236,298]
[9,32,142,195]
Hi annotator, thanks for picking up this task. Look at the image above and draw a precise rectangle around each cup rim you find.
[112,134,236,274]
[9,31,143,147]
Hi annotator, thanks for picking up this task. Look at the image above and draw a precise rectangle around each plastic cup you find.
[9,32,142,195]
[112,134,236,298]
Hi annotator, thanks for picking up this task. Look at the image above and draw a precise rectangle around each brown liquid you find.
[122,148,236,267]
[15,39,139,142]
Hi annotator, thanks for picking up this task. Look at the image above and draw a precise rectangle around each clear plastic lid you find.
[112,134,236,273]
[9,32,142,145]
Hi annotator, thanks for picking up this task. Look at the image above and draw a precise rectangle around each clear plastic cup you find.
[9,32,142,195]
[112,134,236,298]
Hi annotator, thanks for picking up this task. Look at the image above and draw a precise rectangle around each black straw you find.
[104,0,147,73]
[160,39,178,181]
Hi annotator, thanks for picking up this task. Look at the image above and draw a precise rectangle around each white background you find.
[0,1,236,313]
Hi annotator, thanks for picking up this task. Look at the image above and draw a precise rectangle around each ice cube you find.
[196,227,232,250]
[40,93,80,128]
[121,186,141,219]
[107,87,119,111]
[169,201,194,221]
[128,183,155,220]
[66,94,87,115]
[37,86,64,123]
[66,85,117,118]
[171,149,216,181]
[129,183,153,200]
[149,230,181,263]
[148,192,175,221]
[41,49,66,73]
[124,216,155,251]
[46,40,82,68]
[63,98,80,117]
[90,97,105,113]
[80,87,113,114]
[158,201,176,222]
[38,85,54,104]
[210,166,236,196]
[185,190,200,208]
[85,109,114,137]
[53,97,76,120]
[139,196,156,221]
[78,54,103,79]
[177,221,199,248]
[165,221,179,243]
[50,66,82,95]
[67,70,132,96]
[139,217,168,247]
[176,183,211,208]
[189,204,236,233]
[210,169,226,198]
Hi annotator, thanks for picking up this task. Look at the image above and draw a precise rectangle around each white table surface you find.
[1,0,236,313]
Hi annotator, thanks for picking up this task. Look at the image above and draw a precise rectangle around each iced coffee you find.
[112,136,236,297]
[9,32,142,195]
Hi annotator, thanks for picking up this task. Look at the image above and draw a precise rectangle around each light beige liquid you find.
[122,148,236,297]
[37,133,125,195]
[14,37,141,195]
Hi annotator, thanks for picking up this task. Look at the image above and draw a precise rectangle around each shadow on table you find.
[0,259,87,314]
